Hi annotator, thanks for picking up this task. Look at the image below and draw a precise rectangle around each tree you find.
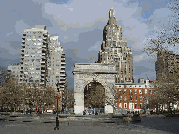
[143,0,179,113]
[1,73,21,112]
[43,86,55,111]
[63,87,74,113]
[143,0,179,58]
[84,82,105,109]
[105,83,118,114]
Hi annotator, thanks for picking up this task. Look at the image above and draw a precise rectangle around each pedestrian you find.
[35,109,37,114]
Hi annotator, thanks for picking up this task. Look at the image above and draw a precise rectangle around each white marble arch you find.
[72,63,117,115]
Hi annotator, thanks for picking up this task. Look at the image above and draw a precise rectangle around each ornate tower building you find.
[97,8,134,83]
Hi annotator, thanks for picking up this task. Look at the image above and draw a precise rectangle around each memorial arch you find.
[72,63,117,115]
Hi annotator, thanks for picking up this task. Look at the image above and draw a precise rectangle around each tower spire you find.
[109,8,114,18]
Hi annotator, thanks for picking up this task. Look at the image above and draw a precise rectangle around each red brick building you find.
[115,79,154,112]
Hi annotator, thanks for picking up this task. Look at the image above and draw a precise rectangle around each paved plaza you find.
[0,114,179,134]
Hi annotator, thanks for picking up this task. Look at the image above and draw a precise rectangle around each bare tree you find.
[63,87,74,113]
[1,73,21,112]
[143,0,179,58]
[143,0,179,113]
[43,86,55,111]
[84,82,105,110]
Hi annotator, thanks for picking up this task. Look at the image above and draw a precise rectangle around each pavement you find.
[0,113,179,134]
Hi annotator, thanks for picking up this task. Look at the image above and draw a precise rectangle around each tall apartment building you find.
[47,36,67,90]
[155,51,179,80]
[19,24,48,86]
[97,8,133,83]
[8,25,67,90]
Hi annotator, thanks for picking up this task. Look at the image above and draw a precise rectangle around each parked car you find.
[46,109,53,114]
[115,108,127,115]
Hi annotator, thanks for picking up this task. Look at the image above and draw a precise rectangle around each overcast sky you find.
[0,0,174,87]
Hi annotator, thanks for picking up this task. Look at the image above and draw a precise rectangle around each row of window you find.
[119,89,152,94]
[26,31,43,34]
[25,39,43,42]
[119,103,143,109]
[119,96,144,101]
[24,67,41,71]
[26,42,42,46]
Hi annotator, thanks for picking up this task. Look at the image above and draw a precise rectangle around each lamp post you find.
[54,81,60,130]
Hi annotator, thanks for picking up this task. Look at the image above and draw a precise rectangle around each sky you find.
[0,0,176,88]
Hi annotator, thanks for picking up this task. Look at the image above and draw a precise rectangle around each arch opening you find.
[84,80,105,114]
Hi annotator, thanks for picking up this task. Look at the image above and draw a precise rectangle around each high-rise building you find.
[8,25,67,90]
[19,24,48,86]
[155,51,179,80]
[97,8,133,83]
[47,36,67,90]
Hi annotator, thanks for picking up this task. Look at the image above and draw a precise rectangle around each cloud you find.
[88,41,101,51]
[15,19,31,36]
[0,0,172,87]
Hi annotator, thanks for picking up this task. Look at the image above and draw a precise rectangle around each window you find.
[130,89,132,94]
[119,89,122,95]
[124,89,126,94]
[119,96,122,101]
[135,96,137,101]
[135,103,137,108]
[165,104,167,109]
[135,89,137,94]
[150,90,152,94]
[130,96,132,101]
[124,103,127,108]
[24,63,29,66]
[119,103,122,108]
[140,103,142,109]
[139,89,142,94]
[124,96,126,101]
[36,68,40,70]
[139,96,142,101]
[145,89,147,94]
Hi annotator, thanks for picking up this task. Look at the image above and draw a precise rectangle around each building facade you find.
[7,24,67,90]
[115,79,154,112]
[97,8,133,84]
[7,25,67,112]
[19,24,49,86]
[155,51,179,111]
[155,51,179,80]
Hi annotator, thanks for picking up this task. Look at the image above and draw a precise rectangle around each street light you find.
[54,81,60,130]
